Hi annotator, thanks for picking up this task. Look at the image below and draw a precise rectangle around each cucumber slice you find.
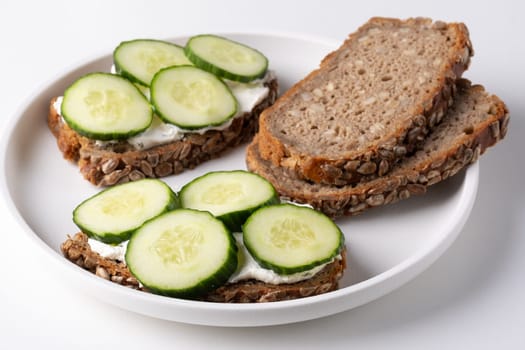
[73,179,179,244]
[185,34,268,83]
[125,209,238,298]
[61,73,153,140]
[242,204,344,275]
[113,39,192,87]
[150,65,237,129]
[180,170,279,232]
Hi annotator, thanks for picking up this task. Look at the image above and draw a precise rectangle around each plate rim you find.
[0,31,479,327]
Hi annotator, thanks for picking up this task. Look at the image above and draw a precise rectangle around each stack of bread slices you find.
[246,17,509,218]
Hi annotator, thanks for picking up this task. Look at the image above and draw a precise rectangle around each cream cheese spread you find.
[227,233,333,284]
[54,70,274,150]
[88,238,128,261]
[87,229,336,285]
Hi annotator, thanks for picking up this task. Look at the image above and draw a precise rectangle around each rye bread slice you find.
[61,232,346,303]
[48,77,278,186]
[256,17,473,186]
[247,81,509,218]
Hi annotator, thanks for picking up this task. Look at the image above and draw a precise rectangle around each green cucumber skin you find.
[113,39,189,87]
[216,195,279,232]
[61,72,153,141]
[63,121,152,141]
[114,65,148,88]
[137,240,238,299]
[245,241,343,276]
[242,204,345,275]
[179,170,280,232]
[150,65,238,130]
[126,210,238,299]
[184,34,268,83]
[73,180,180,244]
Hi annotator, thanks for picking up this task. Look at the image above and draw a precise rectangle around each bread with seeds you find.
[61,232,346,303]
[247,80,509,218]
[48,77,278,186]
[256,17,473,186]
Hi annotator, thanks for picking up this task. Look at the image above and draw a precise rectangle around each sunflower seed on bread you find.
[61,232,346,303]
[247,80,509,218]
[48,77,278,186]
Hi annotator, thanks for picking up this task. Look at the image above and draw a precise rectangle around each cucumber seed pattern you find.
[151,225,204,265]
[84,89,132,125]
[269,218,316,249]
[210,42,256,65]
[100,189,145,216]
[170,80,215,113]
[139,48,186,76]
[201,183,243,205]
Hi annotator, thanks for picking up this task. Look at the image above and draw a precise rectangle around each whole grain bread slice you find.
[247,81,509,218]
[256,17,473,186]
[61,232,346,303]
[48,77,278,186]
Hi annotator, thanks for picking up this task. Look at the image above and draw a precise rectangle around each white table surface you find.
[1,0,524,348]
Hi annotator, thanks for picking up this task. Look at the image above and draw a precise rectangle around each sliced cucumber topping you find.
[185,34,268,83]
[242,204,344,275]
[125,209,238,298]
[150,65,237,129]
[180,170,279,231]
[73,179,179,244]
[113,39,192,87]
[61,73,153,140]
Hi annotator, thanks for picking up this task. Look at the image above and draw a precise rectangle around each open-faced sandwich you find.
[61,171,346,302]
[48,35,279,186]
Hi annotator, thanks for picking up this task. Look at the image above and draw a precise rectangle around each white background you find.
[1,0,524,348]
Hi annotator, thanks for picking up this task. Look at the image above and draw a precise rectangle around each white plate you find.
[0,33,479,327]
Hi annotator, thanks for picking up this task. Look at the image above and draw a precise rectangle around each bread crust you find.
[256,18,473,186]
[48,77,278,186]
[61,232,346,303]
[247,82,509,218]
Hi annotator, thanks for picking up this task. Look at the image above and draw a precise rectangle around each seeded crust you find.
[247,81,509,218]
[48,77,278,186]
[61,232,347,303]
[256,17,473,186]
